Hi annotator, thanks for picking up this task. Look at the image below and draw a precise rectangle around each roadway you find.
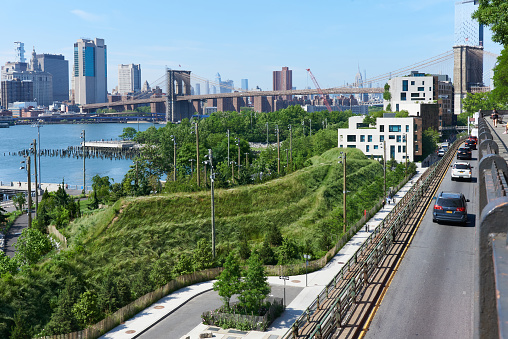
[364,145,479,339]
[136,285,303,339]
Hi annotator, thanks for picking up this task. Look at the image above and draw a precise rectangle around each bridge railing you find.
[477,116,508,339]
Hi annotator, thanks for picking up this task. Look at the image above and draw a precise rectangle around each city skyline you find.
[0,0,502,96]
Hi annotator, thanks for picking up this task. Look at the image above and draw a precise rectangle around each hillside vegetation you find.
[0,147,411,336]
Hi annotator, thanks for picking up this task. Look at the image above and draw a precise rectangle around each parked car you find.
[465,139,476,150]
[433,192,469,225]
[438,148,445,157]
[457,147,472,160]
[451,161,472,181]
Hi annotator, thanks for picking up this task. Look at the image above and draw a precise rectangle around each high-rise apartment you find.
[34,53,69,102]
[273,67,292,100]
[72,38,107,105]
[118,64,141,94]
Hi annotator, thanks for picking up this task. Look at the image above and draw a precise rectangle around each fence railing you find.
[477,115,508,339]
[48,225,67,249]
[281,136,465,339]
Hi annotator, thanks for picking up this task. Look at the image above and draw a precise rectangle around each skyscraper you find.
[241,79,248,91]
[118,64,141,94]
[195,83,201,95]
[455,0,483,47]
[34,53,69,102]
[72,38,107,105]
[273,67,292,100]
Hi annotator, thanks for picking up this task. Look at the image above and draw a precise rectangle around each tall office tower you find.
[1,78,33,107]
[453,0,483,115]
[142,80,151,92]
[273,67,292,100]
[195,83,200,95]
[34,53,69,101]
[118,64,141,94]
[204,80,209,95]
[215,73,221,92]
[14,42,26,62]
[221,79,233,93]
[241,79,248,91]
[72,38,107,105]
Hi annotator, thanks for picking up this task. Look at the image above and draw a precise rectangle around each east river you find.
[0,122,161,189]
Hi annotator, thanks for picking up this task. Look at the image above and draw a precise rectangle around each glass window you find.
[347,135,357,142]
[396,104,399,111]
[374,145,379,149]
[366,145,370,152]
[418,87,424,91]
[389,125,401,132]
[403,146,406,152]
[402,80,408,91]
[398,145,401,152]
[380,135,384,142]
[400,92,406,101]
[390,145,395,159]
[360,135,365,142]
[415,144,419,151]
[397,135,401,142]
[389,135,395,139]
[422,81,425,85]
[406,125,409,132]
[380,125,384,132]
[347,145,356,148]
[411,81,415,85]
[368,135,372,142]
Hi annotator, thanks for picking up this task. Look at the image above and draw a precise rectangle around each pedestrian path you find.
[101,165,427,339]
[484,115,508,161]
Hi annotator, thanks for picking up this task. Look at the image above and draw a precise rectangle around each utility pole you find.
[266,122,269,145]
[32,139,38,218]
[227,129,230,173]
[208,149,216,258]
[289,125,292,166]
[237,138,241,178]
[339,152,346,233]
[383,140,387,204]
[171,135,176,181]
[245,152,248,167]
[27,156,32,228]
[81,130,85,194]
[404,134,408,178]
[309,119,312,137]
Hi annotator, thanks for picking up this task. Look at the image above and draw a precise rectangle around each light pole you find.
[309,119,312,137]
[285,149,289,169]
[236,138,241,178]
[338,152,347,233]
[21,157,32,227]
[189,159,195,177]
[206,149,216,258]
[194,122,200,186]
[288,125,293,166]
[276,125,280,174]
[32,122,42,185]
[80,130,85,194]
[303,254,311,286]
[171,135,176,181]
[301,120,305,136]
[266,122,269,145]
[403,134,408,178]
[31,139,38,218]
[227,129,230,174]
[244,152,249,167]
[381,140,387,204]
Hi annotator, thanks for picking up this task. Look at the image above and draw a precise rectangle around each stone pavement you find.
[101,165,427,339]
[484,114,508,161]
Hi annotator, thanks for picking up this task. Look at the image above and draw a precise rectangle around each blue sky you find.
[0,0,502,93]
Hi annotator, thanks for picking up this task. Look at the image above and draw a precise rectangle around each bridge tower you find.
[166,69,192,123]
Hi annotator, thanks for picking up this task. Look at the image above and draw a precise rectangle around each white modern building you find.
[72,38,107,105]
[118,64,141,94]
[383,71,437,115]
[338,115,423,162]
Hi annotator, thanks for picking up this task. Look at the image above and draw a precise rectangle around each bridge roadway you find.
[82,87,383,111]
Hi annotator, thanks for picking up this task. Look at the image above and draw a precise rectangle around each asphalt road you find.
[365,147,479,339]
[137,285,303,339]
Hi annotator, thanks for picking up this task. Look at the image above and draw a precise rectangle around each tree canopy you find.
[473,0,508,46]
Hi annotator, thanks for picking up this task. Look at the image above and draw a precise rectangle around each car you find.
[457,147,472,160]
[465,139,476,150]
[451,161,472,181]
[432,192,469,225]
[468,135,478,143]
[438,148,445,157]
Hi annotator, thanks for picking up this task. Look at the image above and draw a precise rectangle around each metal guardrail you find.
[281,136,465,339]
[477,116,508,339]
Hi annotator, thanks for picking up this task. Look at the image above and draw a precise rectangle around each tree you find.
[12,193,26,211]
[422,128,440,159]
[14,227,52,267]
[119,127,138,140]
[238,253,270,314]
[213,253,242,310]
[91,175,112,204]
[383,83,391,101]
[473,1,508,46]
[0,205,7,226]
[193,239,214,271]
[72,290,102,327]
[0,252,17,276]
[492,47,508,104]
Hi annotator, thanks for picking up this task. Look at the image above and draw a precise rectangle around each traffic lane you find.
[366,153,478,339]
[137,285,303,339]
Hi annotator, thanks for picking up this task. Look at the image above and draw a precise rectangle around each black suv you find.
[457,147,472,160]
[432,192,469,225]
[465,139,476,150]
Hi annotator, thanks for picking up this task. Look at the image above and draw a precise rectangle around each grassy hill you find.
[0,147,402,336]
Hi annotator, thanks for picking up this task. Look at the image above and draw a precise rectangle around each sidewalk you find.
[484,116,508,161]
[101,165,427,339]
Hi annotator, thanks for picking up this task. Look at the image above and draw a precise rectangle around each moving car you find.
[465,138,477,150]
[457,147,472,160]
[451,161,472,181]
[433,192,469,225]
[438,148,445,157]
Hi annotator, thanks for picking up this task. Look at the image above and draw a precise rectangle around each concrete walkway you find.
[101,164,428,339]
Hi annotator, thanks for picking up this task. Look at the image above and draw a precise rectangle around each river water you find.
[0,123,161,188]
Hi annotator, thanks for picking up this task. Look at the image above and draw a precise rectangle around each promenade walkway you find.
[102,164,427,339]
[484,114,508,161]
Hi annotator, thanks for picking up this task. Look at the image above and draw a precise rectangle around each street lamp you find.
[288,125,293,166]
[309,119,312,137]
[80,130,85,194]
[30,139,38,218]
[236,138,241,178]
[189,159,195,176]
[20,157,32,227]
[380,140,387,204]
[171,135,177,181]
[403,134,408,177]
[205,149,216,258]
[192,121,200,186]
[275,125,280,174]
[31,122,42,185]
[266,122,269,145]
[227,129,230,174]
[338,152,347,233]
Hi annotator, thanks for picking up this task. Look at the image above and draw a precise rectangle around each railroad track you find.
[282,138,464,339]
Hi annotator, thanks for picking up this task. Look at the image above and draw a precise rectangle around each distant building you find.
[338,115,423,162]
[34,53,69,102]
[142,80,151,92]
[215,73,233,93]
[195,83,200,95]
[1,79,33,107]
[273,67,292,100]
[72,38,107,105]
[455,0,483,47]
[118,64,141,94]
[241,79,248,91]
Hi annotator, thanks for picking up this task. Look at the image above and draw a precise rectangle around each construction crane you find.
[306,68,332,113]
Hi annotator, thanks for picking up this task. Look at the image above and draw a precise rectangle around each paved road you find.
[365,145,478,339]
[137,285,303,339]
